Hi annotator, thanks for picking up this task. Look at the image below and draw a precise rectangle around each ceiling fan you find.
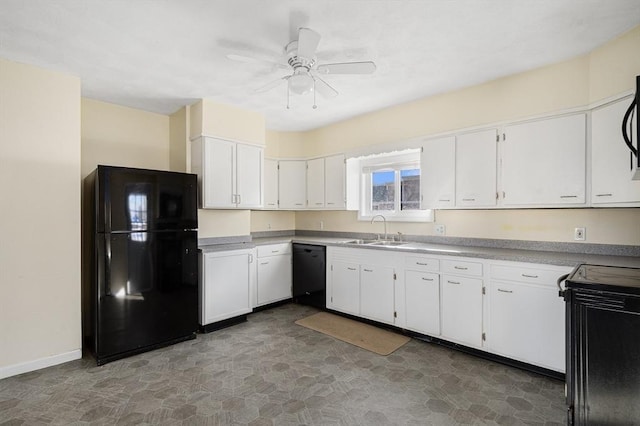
[226,27,376,108]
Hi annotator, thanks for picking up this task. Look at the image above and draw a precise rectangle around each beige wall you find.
[190,99,265,146]
[169,106,188,172]
[81,98,170,178]
[250,210,296,232]
[288,26,640,245]
[0,59,81,376]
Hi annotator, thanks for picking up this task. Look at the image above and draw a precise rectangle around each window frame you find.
[357,151,433,222]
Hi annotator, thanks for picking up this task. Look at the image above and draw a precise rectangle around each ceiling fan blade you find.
[312,75,338,98]
[226,53,289,71]
[297,27,321,59]
[255,76,289,93]
[316,61,376,75]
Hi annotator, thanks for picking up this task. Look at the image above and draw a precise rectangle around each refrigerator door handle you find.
[104,236,112,296]
[557,273,569,298]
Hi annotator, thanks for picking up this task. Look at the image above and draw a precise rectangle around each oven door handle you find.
[557,273,570,298]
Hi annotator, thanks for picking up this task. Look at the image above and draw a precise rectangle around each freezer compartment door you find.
[95,230,198,363]
[97,166,197,232]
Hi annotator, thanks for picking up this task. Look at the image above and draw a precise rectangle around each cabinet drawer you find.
[257,243,291,258]
[441,259,483,277]
[404,255,439,272]
[490,264,568,286]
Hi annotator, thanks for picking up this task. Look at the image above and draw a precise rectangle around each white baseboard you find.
[0,349,82,380]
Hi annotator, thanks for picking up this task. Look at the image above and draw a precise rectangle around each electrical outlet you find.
[267,223,271,230]
[319,221,324,230]
[574,227,586,241]
[435,224,446,235]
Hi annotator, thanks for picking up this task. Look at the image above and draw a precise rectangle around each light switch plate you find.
[435,224,446,235]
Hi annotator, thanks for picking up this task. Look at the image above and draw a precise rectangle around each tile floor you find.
[0,303,565,425]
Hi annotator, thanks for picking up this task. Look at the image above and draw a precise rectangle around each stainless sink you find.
[345,239,407,246]
[368,240,407,246]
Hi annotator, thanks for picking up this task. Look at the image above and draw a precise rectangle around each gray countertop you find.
[200,234,640,268]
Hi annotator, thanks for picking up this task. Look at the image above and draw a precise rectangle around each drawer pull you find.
[347,267,357,271]
[422,277,434,281]
[498,288,513,293]
[438,199,451,202]
[521,273,538,279]
[416,262,430,266]
[462,198,475,202]
[454,266,468,270]
[363,268,373,272]
[260,262,269,265]
[271,250,280,253]
[595,193,613,197]
[315,203,323,205]
[447,280,461,285]
[560,195,578,199]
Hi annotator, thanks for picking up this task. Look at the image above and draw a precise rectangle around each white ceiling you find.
[1,1,639,132]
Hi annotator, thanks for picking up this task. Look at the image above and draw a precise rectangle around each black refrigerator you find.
[562,264,640,425]
[85,165,199,365]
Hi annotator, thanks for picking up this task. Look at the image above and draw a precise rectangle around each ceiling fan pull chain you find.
[313,80,317,109]
[286,85,290,109]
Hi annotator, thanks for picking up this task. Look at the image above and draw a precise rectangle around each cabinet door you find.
[591,97,640,205]
[405,271,440,336]
[502,114,586,206]
[203,138,235,208]
[360,264,395,324]
[257,254,292,306]
[278,160,307,209]
[420,136,455,209]
[441,275,483,348]
[489,280,564,371]
[325,154,346,209]
[456,129,497,207]
[201,251,252,324]
[263,159,279,209]
[306,158,325,208]
[236,143,263,208]
[329,261,360,315]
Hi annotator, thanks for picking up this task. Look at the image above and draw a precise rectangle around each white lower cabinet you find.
[329,260,360,315]
[256,243,292,307]
[404,270,440,336]
[327,247,396,324]
[360,264,395,324]
[487,261,570,372]
[441,274,484,348]
[200,248,255,326]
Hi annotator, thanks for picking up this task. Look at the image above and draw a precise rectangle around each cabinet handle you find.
[421,277,434,281]
[438,199,451,202]
[347,267,357,271]
[237,194,241,204]
[416,262,430,266]
[595,193,613,197]
[363,268,373,272]
[498,288,513,293]
[560,195,577,199]
[248,254,253,263]
[462,198,475,202]
[271,250,280,253]
[260,262,269,265]
[315,203,323,205]
[295,203,304,206]
[521,273,538,279]
[447,280,461,285]
[454,266,468,270]
[327,202,335,205]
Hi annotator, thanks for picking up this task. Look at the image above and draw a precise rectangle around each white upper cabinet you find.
[420,136,456,209]
[191,136,263,209]
[501,114,586,207]
[591,97,640,205]
[456,129,498,207]
[306,157,325,208]
[278,160,307,209]
[263,159,279,209]
[324,154,346,209]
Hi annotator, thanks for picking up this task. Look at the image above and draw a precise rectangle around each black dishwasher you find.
[293,244,326,309]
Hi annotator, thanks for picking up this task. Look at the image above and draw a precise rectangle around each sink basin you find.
[368,240,408,246]
[344,239,407,246]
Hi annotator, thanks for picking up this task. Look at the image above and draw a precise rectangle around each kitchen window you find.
[357,151,433,222]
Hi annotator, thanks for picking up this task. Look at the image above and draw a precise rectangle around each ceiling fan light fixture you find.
[288,71,314,95]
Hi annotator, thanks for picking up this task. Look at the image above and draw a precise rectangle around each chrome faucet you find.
[370,214,387,240]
